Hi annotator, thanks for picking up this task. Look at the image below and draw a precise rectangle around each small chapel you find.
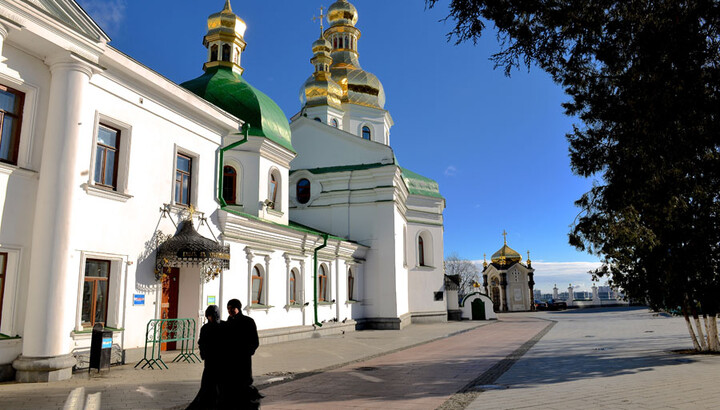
[482,232,536,312]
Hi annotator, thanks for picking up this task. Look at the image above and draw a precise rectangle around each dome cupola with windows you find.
[182,0,293,153]
[324,0,386,109]
[300,31,343,109]
[203,0,247,74]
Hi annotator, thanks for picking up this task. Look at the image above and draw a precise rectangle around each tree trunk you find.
[692,307,708,351]
[682,305,702,351]
[707,314,719,352]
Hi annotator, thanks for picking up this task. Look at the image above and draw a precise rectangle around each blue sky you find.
[76,0,603,292]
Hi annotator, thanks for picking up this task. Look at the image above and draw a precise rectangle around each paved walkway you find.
[1,308,718,409]
[0,321,488,409]
[462,307,720,410]
[260,317,549,409]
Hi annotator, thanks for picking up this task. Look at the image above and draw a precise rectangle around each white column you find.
[244,247,254,310]
[592,284,600,305]
[14,56,93,382]
[567,284,575,305]
[552,284,559,300]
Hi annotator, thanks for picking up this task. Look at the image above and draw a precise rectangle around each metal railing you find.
[134,318,200,369]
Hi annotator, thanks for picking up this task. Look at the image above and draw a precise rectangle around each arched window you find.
[252,265,264,305]
[223,166,237,205]
[418,237,425,266]
[331,118,339,128]
[362,126,371,140]
[348,268,354,301]
[222,44,231,61]
[210,44,218,62]
[318,264,328,302]
[296,179,311,204]
[333,37,338,49]
[268,171,280,210]
[289,269,298,304]
[314,117,322,122]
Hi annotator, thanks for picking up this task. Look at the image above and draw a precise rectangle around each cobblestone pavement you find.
[463,307,720,410]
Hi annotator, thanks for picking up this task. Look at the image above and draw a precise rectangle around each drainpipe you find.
[218,123,250,207]
[313,234,328,327]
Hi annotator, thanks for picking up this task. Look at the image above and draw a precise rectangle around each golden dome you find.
[491,244,522,265]
[328,0,358,27]
[301,35,343,109]
[301,73,343,109]
[491,233,522,265]
[331,66,385,109]
[205,0,247,41]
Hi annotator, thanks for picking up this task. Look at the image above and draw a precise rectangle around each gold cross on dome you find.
[502,229,508,244]
[312,6,326,34]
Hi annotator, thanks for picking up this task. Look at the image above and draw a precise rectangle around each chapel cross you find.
[502,229,507,244]
[312,6,326,34]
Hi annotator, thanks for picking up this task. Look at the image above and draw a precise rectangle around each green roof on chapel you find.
[400,167,443,199]
[181,66,294,153]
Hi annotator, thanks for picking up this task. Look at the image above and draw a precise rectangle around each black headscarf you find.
[205,305,220,323]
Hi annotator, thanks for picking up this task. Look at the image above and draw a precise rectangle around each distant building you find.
[481,232,535,312]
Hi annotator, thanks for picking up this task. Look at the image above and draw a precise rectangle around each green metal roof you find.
[290,162,391,175]
[181,67,294,153]
[400,167,443,199]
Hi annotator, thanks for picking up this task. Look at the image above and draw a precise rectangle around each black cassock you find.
[187,319,224,409]
[221,313,261,409]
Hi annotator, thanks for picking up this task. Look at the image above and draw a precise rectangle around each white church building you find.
[0,0,446,382]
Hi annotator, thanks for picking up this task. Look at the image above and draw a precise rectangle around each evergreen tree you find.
[427,0,720,350]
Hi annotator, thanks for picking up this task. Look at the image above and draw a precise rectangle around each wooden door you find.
[161,267,180,351]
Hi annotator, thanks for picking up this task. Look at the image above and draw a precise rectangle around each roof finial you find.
[223,0,232,13]
[526,250,532,267]
[502,229,508,245]
[313,6,326,35]
[483,253,487,267]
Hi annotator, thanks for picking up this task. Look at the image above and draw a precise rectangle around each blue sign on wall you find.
[133,294,145,306]
[207,296,216,305]
[102,337,112,349]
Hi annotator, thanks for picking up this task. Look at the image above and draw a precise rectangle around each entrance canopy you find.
[155,220,230,281]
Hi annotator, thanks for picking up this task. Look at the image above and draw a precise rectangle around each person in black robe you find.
[221,298,262,409]
[187,305,223,410]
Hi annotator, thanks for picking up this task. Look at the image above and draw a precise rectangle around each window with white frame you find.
[251,265,265,305]
[417,231,433,267]
[268,169,281,210]
[174,151,197,207]
[289,268,299,305]
[93,124,121,190]
[347,267,355,302]
[0,252,7,330]
[318,264,329,302]
[0,84,24,165]
[82,259,110,327]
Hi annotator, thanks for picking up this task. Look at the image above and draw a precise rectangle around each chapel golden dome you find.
[328,0,358,27]
[491,232,523,265]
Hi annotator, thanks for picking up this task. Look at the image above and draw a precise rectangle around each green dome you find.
[181,66,294,153]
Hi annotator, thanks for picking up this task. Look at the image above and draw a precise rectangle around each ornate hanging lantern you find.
[155,220,230,282]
